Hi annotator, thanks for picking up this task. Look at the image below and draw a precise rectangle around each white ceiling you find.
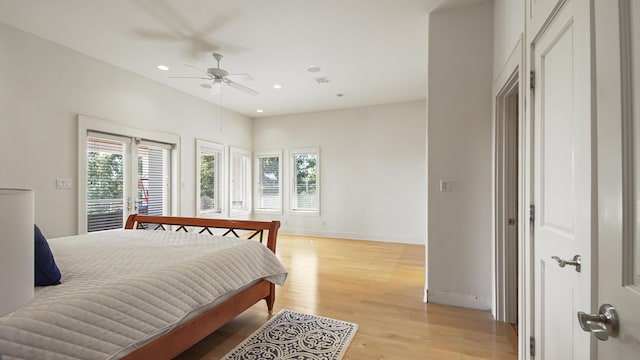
[0,0,479,118]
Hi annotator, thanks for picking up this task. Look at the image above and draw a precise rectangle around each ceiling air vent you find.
[314,76,330,84]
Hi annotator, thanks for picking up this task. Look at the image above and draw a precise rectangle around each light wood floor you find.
[176,235,518,359]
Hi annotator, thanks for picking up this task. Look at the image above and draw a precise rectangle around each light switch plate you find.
[56,178,72,189]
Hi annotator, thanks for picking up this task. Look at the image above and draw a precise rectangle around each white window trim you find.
[290,147,320,216]
[254,150,283,215]
[196,139,225,218]
[78,115,181,234]
[229,146,252,217]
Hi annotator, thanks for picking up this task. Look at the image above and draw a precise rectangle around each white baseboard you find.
[426,289,492,311]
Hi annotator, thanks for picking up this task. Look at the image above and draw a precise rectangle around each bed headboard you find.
[124,214,281,252]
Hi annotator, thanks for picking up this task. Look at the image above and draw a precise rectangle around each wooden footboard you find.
[121,214,281,360]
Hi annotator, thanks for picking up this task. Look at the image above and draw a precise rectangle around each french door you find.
[83,131,172,232]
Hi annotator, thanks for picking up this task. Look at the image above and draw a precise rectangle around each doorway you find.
[77,115,180,234]
[494,68,520,327]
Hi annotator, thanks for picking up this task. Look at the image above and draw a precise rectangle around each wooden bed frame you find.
[120,214,281,360]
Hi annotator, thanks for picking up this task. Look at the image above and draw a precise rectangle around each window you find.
[196,140,224,217]
[255,151,282,213]
[290,147,319,214]
[230,147,251,216]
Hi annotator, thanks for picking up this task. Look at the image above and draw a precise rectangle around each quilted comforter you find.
[0,229,288,360]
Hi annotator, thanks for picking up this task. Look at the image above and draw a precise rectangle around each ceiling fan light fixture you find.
[210,81,221,94]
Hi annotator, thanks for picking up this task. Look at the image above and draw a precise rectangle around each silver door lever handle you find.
[577,304,619,341]
[551,255,581,272]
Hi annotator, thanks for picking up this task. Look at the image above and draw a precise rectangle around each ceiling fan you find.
[171,53,259,96]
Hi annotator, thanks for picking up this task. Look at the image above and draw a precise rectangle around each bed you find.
[0,214,287,360]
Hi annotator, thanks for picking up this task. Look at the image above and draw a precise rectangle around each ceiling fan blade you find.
[183,64,213,77]
[184,63,204,71]
[170,76,211,79]
[226,73,254,82]
[225,79,259,96]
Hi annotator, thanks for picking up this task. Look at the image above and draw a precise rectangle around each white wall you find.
[493,0,525,79]
[0,23,252,238]
[426,1,494,310]
[252,101,427,244]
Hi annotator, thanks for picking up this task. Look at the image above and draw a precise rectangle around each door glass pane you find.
[137,143,170,216]
[86,137,125,232]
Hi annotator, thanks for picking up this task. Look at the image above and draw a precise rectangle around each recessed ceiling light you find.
[256,109,264,113]
[306,65,322,73]
[157,65,170,71]
[273,84,282,89]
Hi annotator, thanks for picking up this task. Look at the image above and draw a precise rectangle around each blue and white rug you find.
[221,309,358,360]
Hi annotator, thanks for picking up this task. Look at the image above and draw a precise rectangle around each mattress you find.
[0,229,288,360]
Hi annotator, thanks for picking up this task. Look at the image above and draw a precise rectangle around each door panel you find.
[540,22,574,235]
[528,0,565,37]
[595,0,640,357]
[541,264,576,358]
[532,0,592,357]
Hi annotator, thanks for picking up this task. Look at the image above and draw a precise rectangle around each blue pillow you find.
[34,225,62,286]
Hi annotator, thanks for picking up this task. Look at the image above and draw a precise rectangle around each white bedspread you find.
[0,229,288,360]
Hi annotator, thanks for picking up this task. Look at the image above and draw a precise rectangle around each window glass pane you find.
[293,153,318,211]
[231,151,250,211]
[86,137,125,232]
[257,156,280,210]
[230,148,251,215]
[200,152,219,213]
[196,140,223,216]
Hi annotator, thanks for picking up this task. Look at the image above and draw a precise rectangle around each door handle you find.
[551,254,581,272]
[577,304,619,341]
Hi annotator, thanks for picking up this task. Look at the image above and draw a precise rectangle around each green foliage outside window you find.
[87,152,123,200]
[295,155,316,194]
[200,154,216,210]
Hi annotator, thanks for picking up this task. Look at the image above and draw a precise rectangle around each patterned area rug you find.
[221,309,358,360]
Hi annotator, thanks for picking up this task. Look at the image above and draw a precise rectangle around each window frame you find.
[229,146,252,217]
[254,150,283,214]
[290,147,320,216]
[196,139,225,218]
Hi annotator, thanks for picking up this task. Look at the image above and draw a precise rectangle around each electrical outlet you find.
[439,180,454,192]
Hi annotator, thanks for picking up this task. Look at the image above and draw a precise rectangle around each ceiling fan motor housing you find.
[207,68,228,77]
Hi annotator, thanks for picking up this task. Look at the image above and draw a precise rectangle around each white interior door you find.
[594,0,640,358]
[531,0,593,358]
